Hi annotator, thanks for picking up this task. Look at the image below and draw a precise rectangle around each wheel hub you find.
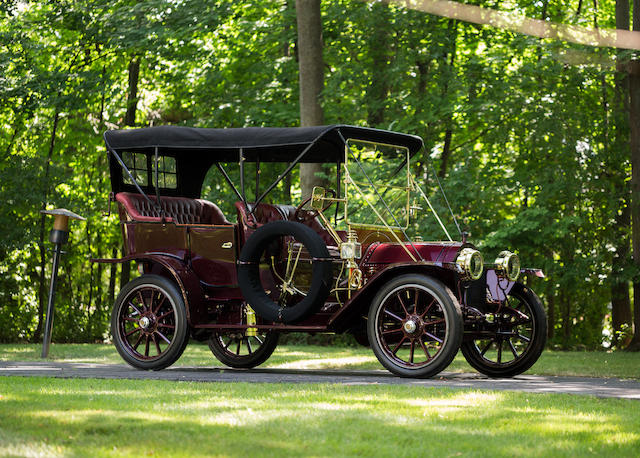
[403,319,418,334]
[139,316,153,331]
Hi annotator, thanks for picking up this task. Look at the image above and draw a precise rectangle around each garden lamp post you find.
[40,208,85,358]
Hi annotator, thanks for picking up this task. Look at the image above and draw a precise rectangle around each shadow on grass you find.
[0,377,638,457]
[2,343,640,378]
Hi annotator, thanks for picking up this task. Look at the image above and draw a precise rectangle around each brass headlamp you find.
[495,250,520,281]
[455,248,484,280]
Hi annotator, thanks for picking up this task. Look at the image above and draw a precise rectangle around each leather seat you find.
[116,192,231,225]
[235,201,344,247]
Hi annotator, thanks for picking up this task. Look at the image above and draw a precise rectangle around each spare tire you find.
[237,220,333,323]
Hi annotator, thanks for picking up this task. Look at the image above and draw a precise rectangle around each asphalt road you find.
[1,361,639,400]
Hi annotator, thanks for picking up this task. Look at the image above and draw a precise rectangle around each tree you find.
[628,0,640,350]
[296,0,325,199]
[609,0,633,347]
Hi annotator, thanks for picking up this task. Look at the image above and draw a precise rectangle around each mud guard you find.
[328,262,457,333]
[92,254,206,326]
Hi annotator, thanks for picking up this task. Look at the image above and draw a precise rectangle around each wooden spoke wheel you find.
[111,275,189,370]
[208,325,279,369]
[461,283,547,378]
[368,274,463,378]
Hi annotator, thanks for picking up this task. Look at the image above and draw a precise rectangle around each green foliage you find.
[0,0,634,349]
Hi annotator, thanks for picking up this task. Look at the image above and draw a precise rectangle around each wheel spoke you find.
[419,338,431,360]
[396,292,409,316]
[413,288,420,314]
[392,336,407,355]
[125,327,141,337]
[409,340,415,363]
[382,327,403,335]
[223,337,232,350]
[384,309,404,321]
[137,291,147,311]
[132,333,143,351]
[516,333,531,343]
[424,331,443,344]
[156,331,171,344]
[497,340,503,363]
[152,294,166,315]
[128,302,142,316]
[236,339,242,355]
[508,339,519,358]
[423,318,445,327]
[124,317,138,322]
[157,310,174,320]
[246,337,253,354]
[157,323,175,329]
[152,334,161,355]
[480,340,493,356]
[144,336,150,357]
[255,335,264,345]
[419,298,436,319]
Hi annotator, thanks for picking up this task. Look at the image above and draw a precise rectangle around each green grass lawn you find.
[1,343,639,378]
[0,376,638,457]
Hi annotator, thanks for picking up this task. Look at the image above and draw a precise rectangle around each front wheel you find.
[461,283,547,378]
[367,274,463,378]
[111,274,189,370]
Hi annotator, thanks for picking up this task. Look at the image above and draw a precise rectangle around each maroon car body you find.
[95,125,547,378]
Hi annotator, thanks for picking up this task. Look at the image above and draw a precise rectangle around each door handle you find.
[221,241,233,249]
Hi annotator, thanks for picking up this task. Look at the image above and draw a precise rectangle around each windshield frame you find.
[343,139,411,231]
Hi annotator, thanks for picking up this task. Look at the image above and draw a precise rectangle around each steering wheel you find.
[294,188,337,223]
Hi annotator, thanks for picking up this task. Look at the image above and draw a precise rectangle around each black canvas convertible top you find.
[104,124,423,162]
[105,124,423,198]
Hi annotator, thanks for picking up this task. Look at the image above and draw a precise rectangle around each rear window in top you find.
[122,153,177,189]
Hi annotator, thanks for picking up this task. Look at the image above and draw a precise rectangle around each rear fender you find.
[328,263,457,332]
[92,254,206,326]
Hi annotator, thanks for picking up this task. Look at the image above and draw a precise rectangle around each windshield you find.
[344,140,410,229]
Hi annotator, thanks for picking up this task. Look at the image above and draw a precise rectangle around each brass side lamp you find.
[40,209,85,358]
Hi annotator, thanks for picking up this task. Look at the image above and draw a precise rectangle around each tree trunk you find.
[108,247,117,305]
[366,2,391,127]
[125,56,140,127]
[34,110,60,342]
[610,0,633,347]
[296,0,325,199]
[438,20,457,178]
[561,291,572,349]
[628,0,640,350]
[546,285,555,340]
[119,55,140,288]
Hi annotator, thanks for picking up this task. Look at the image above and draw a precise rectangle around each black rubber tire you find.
[208,330,279,369]
[461,283,547,378]
[367,274,463,378]
[111,275,189,370]
[237,220,332,323]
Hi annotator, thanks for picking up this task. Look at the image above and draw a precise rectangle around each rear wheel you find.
[208,330,279,369]
[111,274,189,370]
[367,274,463,378]
[461,283,547,378]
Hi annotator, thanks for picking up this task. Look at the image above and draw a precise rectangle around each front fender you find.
[328,262,457,332]
[92,254,206,326]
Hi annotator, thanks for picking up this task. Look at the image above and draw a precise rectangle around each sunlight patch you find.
[410,391,501,408]
[271,355,375,369]
[0,435,64,458]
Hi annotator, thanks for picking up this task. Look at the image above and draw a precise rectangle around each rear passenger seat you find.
[116,192,231,225]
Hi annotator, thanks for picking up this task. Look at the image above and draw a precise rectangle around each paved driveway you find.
[1,361,639,399]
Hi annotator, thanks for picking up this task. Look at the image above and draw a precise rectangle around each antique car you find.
[94,124,547,378]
